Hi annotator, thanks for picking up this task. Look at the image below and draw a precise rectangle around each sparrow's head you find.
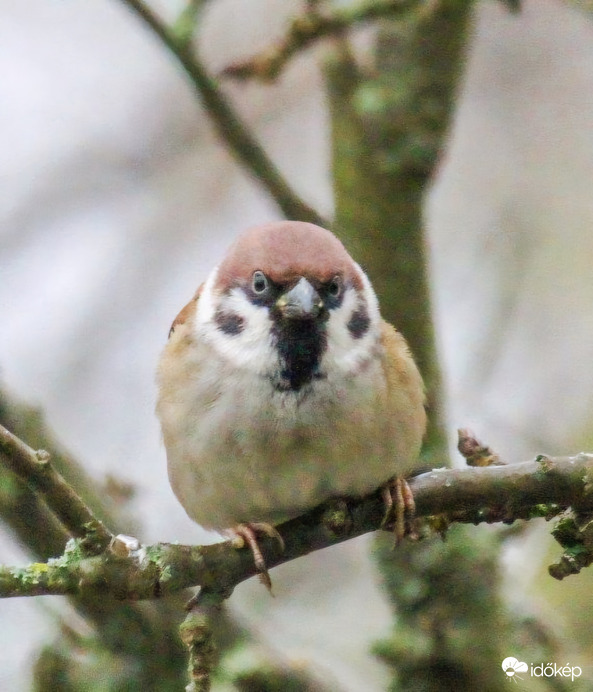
[192,221,381,391]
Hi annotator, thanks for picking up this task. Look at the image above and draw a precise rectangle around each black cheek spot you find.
[214,310,245,336]
[347,306,370,339]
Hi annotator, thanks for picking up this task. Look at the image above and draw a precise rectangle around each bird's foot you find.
[381,477,417,546]
[226,522,285,592]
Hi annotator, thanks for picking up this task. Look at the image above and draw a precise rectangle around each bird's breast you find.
[159,344,395,528]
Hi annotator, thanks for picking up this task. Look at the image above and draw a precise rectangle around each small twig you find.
[0,423,113,553]
[117,0,326,225]
[180,588,228,692]
[180,609,217,692]
[548,511,593,580]
[457,428,503,467]
[172,0,210,49]
[222,0,421,82]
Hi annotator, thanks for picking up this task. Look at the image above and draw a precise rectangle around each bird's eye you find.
[327,276,342,298]
[252,270,269,294]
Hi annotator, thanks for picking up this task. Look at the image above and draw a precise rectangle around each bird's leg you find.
[226,522,285,592]
[381,477,416,545]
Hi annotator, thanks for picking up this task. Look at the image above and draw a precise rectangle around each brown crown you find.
[214,221,361,291]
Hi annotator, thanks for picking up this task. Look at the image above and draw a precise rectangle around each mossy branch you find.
[0,391,189,688]
[2,429,593,601]
[0,423,113,554]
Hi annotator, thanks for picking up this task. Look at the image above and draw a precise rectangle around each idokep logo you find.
[502,657,582,683]
[501,657,528,682]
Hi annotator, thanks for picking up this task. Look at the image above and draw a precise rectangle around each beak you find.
[276,278,324,319]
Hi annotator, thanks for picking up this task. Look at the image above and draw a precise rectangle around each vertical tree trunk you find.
[326,3,522,689]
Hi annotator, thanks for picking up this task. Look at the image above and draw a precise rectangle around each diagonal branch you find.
[3,452,593,601]
[0,423,113,554]
[222,0,422,82]
[117,0,327,225]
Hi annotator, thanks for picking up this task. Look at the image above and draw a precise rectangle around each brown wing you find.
[168,284,203,338]
[379,320,427,460]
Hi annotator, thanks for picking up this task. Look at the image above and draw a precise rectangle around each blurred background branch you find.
[221,0,421,82]
[119,0,327,225]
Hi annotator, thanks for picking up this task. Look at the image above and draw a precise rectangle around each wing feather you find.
[168,284,203,338]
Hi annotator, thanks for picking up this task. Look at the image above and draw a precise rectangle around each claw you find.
[226,523,284,592]
[381,477,416,546]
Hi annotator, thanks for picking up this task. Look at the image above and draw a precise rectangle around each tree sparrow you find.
[156,221,426,587]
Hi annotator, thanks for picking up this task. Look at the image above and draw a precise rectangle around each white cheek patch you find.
[195,264,381,378]
[324,263,381,374]
[195,268,277,375]
[356,263,381,322]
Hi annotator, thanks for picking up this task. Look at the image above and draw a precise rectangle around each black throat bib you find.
[272,318,327,391]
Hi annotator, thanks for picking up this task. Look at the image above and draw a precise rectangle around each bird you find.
[156,221,426,588]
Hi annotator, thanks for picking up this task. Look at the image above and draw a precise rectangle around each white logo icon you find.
[501,657,582,682]
[502,657,528,681]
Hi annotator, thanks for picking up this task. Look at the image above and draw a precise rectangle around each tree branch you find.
[0,423,113,554]
[117,0,327,225]
[0,391,202,687]
[222,0,422,82]
[3,451,593,601]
